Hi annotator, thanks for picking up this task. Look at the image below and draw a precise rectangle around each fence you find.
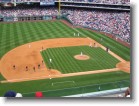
[0,15,60,22]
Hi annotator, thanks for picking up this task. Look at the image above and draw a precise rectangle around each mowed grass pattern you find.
[0,20,130,61]
[0,71,130,97]
[0,21,83,58]
[76,28,130,60]
[41,46,119,73]
[0,20,130,97]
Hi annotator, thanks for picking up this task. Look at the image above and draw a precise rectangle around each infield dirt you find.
[0,38,130,83]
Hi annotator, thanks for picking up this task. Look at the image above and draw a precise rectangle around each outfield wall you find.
[0,15,59,22]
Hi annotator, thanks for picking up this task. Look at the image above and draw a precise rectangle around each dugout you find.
[0,18,3,22]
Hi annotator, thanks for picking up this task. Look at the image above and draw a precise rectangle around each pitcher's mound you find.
[74,55,90,60]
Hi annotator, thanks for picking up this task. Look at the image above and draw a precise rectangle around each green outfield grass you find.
[0,20,130,97]
[0,20,130,61]
[0,21,84,59]
[41,46,119,74]
[0,71,130,97]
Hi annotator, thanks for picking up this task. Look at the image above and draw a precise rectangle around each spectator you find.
[65,9,130,42]
[0,5,130,43]
[4,90,22,97]
[4,90,16,97]
[125,86,130,97]
[35,91,43,98]
[15,93,23,97]
[56,0,130,4]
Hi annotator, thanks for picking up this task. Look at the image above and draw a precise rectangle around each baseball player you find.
[89,42,92,47]
[78,33,80,36]
[98,86,101,91]
[106,47,109,52]
[26,66,28,71]
[74,33,75,36]
[94,43,96,47]
[49,58,52,63]
[29,44,31,48]
[33,66,35,72]
[13,65,16,70]
[100,38,103,42]
[49,66,51,71]
[38,64,40,69]
[80,52,83,56]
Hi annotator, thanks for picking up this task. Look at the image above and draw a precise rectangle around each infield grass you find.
[76,28,130,60]
[41,46,119,74]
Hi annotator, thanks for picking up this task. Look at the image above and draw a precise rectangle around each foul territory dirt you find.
[0,38,130,83]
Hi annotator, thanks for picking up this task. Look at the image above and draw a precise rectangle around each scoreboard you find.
[40,0,55,6]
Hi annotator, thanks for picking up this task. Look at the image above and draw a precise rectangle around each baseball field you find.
[0,20,130,97]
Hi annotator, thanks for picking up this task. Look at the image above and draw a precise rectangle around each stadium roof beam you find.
[61,5,130,11]
[55,1,130,6]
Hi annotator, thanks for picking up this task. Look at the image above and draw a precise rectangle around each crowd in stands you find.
[0,6,130,42]
[65,9,130,42]
[1,7,58,17]
[56,0,130,4]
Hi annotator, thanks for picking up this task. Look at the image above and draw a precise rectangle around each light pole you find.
[58,0,61,18]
